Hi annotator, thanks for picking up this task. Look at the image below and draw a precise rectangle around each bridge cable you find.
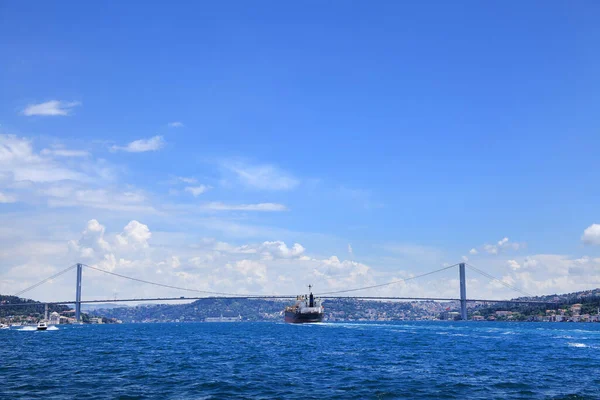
[315,263,460,296]
[465,263,534,298]
[82,264,251,297]
[13,264,79,297]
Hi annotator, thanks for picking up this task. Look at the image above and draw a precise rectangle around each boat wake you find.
[568,342,588,348]
[18,326,37,331]
[18,326,59,331]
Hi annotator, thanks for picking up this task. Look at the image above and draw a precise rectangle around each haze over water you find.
[2,322,599,399]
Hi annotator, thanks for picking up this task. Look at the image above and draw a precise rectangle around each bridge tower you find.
[75,263,82,322]
[459,262,467,320]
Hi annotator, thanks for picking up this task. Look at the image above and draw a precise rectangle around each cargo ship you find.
[284,285,324,323]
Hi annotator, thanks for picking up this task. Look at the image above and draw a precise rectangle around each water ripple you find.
[2,322,600,399]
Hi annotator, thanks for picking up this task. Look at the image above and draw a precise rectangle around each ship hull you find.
[284,311,323,323]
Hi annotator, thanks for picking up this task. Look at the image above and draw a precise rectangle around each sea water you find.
[1,321,599,399]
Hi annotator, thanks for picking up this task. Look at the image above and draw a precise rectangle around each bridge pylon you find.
[75,263,82,322]
[459,262,467,320]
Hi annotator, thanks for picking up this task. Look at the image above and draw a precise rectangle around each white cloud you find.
[111,136,165,153]
[0,134,94,182]
[481,237,524,255]
[22,100,81,116]
[483,244,499,255]
[164,256,181,269]
[41,147,89,157]
[68,219,111,260]
[6,216,600,302]
[222,160,299,190]
[507,259,521,271]
[185,185,210,197]
[348,244,353,255]
[168,122,184,128]
[201,202,288,212]
[0,191,16,203]
[259,241,305,260]
[43,185,154,213]
[469,248,478,255]
[116,221,152,249]
[0,133,159,213]
[225,260,268,286]
[461,255,468,262]
[312,256,374,292]
[582,224,600,245]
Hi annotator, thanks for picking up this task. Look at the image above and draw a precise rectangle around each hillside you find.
[471,288,600,321]
[4,286,600,323]
[0,295,70,318]
[91,298,447,323]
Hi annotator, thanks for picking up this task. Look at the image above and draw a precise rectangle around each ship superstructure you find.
[284,285,324,323]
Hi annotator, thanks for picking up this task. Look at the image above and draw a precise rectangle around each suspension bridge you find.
[1,262,552,321]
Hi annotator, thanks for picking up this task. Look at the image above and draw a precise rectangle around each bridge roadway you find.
[0,295,554,307]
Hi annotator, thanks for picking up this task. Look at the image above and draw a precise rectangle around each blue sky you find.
[1,2,600,300]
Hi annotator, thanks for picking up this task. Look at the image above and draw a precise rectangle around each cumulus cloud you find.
[22,100,81,116]
[225,260,268,286]
[68,219,111,260]
[68,220,153,274]
[116,221,152,249]
[221,160,299,190]
[259,241,305,260]
[469,248,478,255]
[184,185,210,197]
[582,224,600,245]
[168,122,184,128]
[312,256,374,292]
[111,136,165,153]
[201,202,288,212]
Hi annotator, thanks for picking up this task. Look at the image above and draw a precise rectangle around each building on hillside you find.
[439,311,461,320]
[49,312,60,325]
[495,311,512,317]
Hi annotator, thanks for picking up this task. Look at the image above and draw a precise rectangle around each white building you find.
[49,312,60,325]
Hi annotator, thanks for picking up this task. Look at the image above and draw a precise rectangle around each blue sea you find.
[1,321,600,399]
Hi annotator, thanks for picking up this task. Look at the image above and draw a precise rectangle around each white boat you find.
[0,323,9,330]
[37,322,48,331]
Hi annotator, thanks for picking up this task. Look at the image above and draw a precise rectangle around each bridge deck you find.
[0,295,554,307]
